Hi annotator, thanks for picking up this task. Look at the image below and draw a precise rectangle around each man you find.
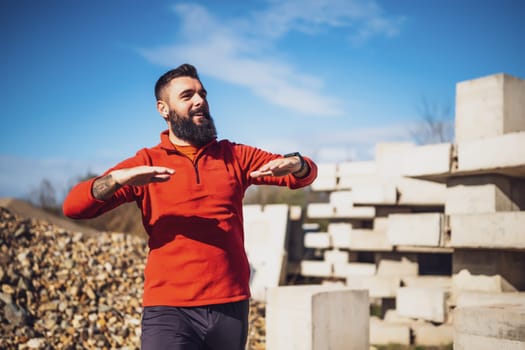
[63,63,317,349]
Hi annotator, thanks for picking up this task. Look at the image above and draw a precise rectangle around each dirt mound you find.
[0,198,146,238]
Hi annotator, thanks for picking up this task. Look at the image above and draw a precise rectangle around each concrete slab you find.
[396,286,448,323]
[377,258,419,278]
[324,249,349,264]
[452,269,517,297]
[453,249,525,291]
[387,213,445,247]
[446,175,525,214]
[304,232,331,249]
[401,143,452,177]
[449,212,525,249]
[346,275,401,298]
[266,285,369,350]
[375,143,415,177]
[455,73,525,142]
[369,317,410,346]
[349,184,398,205]
[328,223,352,248]
[333,262,376,278]
[412,323,453,346]
[373,217,388,232]
[243,204,290,301]
[306,203,334,218]
[454,303,525,342]
[401,276,452,289]
[311,163,338,191]
[338,174,384,190]
[335,206,376,219]
[395,177,446,206]
[300,260,332,277]
[455,292,525,308]
[455,131,525,178]
[349,229,393,251]
[329,190,353,207]
[454,332,525,350]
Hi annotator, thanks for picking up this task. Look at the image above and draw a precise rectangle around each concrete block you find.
[375,143,415,177]
[333,262,376,278]
[266,285,369,350]
[300,260,332,277]
[396,287,448,323]
[369,317,410,346]
[324,249,349,264]
[311,163,338,191]
[329,190,353,207]
[377,258,419,278]
[328,223,352,248]
[449,212,525,249]
[304,232,331,249]
[383,309,413,324]
[456,292,525,308]
[452,269,517,296]
[303,222,321,232]
[402,143,452,177]
[455,73,525,142]
[306,203,334,218]
[453,249,525,291]
[445,175,525,214]
[349,229,393,251]
[395,177,446,206]
[349,184,398,205]
[454,303,525,344]
[335,206,376,219]
[454,332,525,350]
[373,217,388,232]
[387,213,445,247]
[338,161,377,176]
[243,204,290,301]
[412,323,453,346]
[347,275,401,298]
[401,276,452,289]
[338,174,384,190]
[455,131,525,178]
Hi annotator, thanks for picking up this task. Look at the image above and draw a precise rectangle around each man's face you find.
[162,77,217,147]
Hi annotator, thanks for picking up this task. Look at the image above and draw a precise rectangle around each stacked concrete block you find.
[266,285,369,350]
[455,73,525,142]
[310,163,338,191]
[454,303,525,350]
[396,287,449,323]
[243,204,291,301]
[387,213,446,247]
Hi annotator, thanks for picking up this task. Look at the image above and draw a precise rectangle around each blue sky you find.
[1,0,524,199]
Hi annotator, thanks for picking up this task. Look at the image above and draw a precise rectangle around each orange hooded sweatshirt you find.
[63,131,317,307]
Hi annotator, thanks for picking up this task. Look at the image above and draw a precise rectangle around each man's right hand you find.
[92,166,175,200]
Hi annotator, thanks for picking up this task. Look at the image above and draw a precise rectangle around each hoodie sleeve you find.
[63,151,148,219]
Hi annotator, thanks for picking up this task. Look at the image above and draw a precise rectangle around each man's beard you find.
[168,108,217,148]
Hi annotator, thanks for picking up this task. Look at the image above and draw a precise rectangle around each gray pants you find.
[141,300,249,350]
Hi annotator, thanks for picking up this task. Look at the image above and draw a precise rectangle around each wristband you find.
[284,152,306,175]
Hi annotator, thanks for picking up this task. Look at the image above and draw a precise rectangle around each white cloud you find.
[139,0,403,116]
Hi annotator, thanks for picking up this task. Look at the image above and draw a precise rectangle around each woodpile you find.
[0,207,267,349]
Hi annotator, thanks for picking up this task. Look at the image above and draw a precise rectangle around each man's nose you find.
[192,94,204,106]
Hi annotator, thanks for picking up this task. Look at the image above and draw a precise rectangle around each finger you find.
[150,174,172,182]
[151,166,175,174]
[250,170,274,178]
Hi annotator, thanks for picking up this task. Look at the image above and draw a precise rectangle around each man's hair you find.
[155,63,201,101]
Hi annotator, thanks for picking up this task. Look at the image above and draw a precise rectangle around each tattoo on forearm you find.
[92,174,118,200]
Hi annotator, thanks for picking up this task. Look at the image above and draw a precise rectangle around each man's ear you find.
[157,100,169,121]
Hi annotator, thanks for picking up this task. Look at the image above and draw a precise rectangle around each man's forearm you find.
[92,174,121,200]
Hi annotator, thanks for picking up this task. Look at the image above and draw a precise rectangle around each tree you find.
[410,97,454,144]
[28,179,60,215]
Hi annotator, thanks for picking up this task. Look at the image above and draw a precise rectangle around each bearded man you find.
[63,63,317,350]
